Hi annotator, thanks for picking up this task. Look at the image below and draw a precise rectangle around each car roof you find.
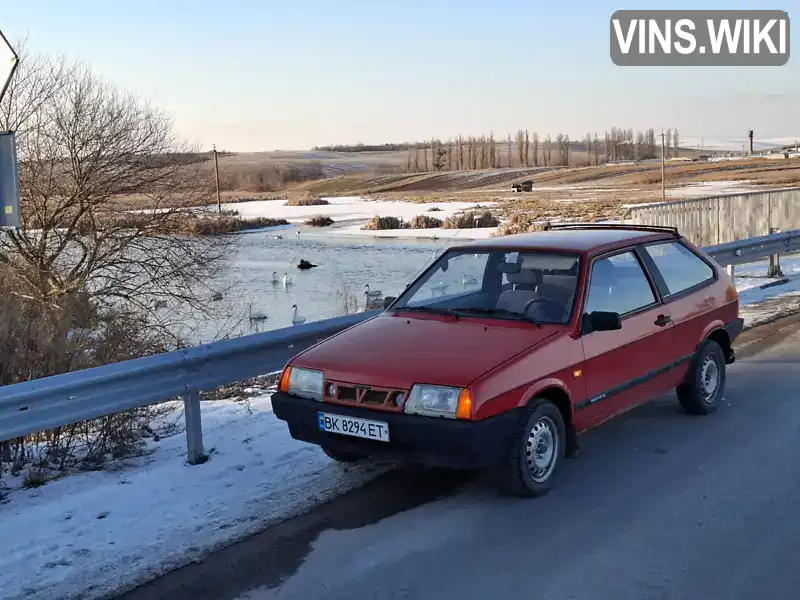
[448,226,679,254]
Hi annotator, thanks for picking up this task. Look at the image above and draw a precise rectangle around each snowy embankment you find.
[2,255,800,600]
[222,196,500,240]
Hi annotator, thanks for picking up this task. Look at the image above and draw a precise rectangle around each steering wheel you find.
[522,297,564,321]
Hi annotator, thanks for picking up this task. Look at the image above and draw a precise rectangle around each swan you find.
[364,284,383,310]
[291,304,306,325]
[282,273,292,287]
[271,271,278,285]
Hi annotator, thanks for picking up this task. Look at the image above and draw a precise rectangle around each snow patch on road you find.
[0,396,392,600]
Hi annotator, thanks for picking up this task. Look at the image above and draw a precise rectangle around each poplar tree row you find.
[403,127,681,173]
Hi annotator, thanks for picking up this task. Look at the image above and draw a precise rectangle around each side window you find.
[644,241,715,295]
[585,251,657,315]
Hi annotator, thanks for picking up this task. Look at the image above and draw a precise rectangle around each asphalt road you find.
[120,325,800,600]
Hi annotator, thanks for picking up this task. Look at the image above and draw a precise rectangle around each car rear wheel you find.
[496,398,566,497]
[677,339,726,415]
[321,445,367,463]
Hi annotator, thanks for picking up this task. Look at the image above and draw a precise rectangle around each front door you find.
[576,248,676,430]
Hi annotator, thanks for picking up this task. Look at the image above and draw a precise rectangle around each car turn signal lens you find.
[456,389,472,420]
[279,366,292,393]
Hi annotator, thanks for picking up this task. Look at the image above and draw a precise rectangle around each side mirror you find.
[582,311,622,334]
[383,296,396,309]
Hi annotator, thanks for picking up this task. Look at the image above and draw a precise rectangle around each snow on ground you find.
[665,181,764,199]
[225,196,490,223]
[0,396,393,600]
[218,196,499,241]
[3,255,800,600]
[735,254,800,328]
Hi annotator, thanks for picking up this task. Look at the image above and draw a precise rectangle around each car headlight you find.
[287,367,324,401]
[404,384,467,419]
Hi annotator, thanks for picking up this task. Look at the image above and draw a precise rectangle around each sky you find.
[3,0,798,152]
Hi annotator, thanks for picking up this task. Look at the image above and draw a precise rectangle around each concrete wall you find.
[624,187,800,246]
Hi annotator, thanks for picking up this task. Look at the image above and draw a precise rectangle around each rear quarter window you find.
[644,241,715,295]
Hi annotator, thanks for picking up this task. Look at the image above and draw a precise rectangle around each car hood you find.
[292,312,561,389]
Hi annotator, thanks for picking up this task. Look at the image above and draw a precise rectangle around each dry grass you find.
[442,210,499,229]
[305,215,335,227]
[494,213,552,237]
[0,274,175,487]
[409,214,442,229]
[71,211,290,236]
[285,195,330,207]
[362,216,408,230]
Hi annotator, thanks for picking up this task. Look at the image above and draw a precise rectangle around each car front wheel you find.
[496,398,566,497]
[677,339,726,415]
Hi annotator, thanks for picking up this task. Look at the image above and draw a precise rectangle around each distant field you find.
[287,157,800,195]
[114,151,800,229]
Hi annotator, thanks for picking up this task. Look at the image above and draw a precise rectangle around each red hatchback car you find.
[272,224,743,496]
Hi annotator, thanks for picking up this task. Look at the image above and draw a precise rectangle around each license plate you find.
[317,412,390,442]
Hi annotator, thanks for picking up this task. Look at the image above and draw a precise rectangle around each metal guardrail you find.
[1,229,800,464]
[704,228,800,268]
[0,309,381,463]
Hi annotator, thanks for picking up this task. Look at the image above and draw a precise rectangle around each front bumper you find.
[271,392,523,470]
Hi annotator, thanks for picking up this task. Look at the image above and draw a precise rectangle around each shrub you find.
[0,272,175,484]
[441,210,499,229]
[285,194,330,207]
[306,215,335,227]
[409,214,442,229]
[183,216,289,235]
[80,212,290,236]
[427,206,443,212]
[493,213,551,237]
[362,216,409,230]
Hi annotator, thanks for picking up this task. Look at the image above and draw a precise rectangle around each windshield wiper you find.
[452,307,540,324]
[395,306,461,319]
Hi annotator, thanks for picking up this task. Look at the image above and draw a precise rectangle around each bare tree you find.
[532,132,539,167]
[635,130,645,160]
[545,135,552,166]
[0,46,242,479]
[524,130,530,167]
[584,133,593,165]
[446,138,453,170]
[673,129,680,158]
[0,49,233,319]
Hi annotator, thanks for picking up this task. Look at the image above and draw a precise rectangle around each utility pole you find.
[660,129,666,202]
[213,144,221,215]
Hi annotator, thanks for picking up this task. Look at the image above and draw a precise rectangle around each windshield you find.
[391,248,581,325]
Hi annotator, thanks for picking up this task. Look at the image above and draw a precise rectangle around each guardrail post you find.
[183,390,206,465]
[767,227,784,277]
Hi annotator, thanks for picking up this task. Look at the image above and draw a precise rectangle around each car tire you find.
[496,398,566,497]
[321,445,367,463]
[677,339,726,415]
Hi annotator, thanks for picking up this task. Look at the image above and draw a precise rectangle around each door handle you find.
[654,314,672,327]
